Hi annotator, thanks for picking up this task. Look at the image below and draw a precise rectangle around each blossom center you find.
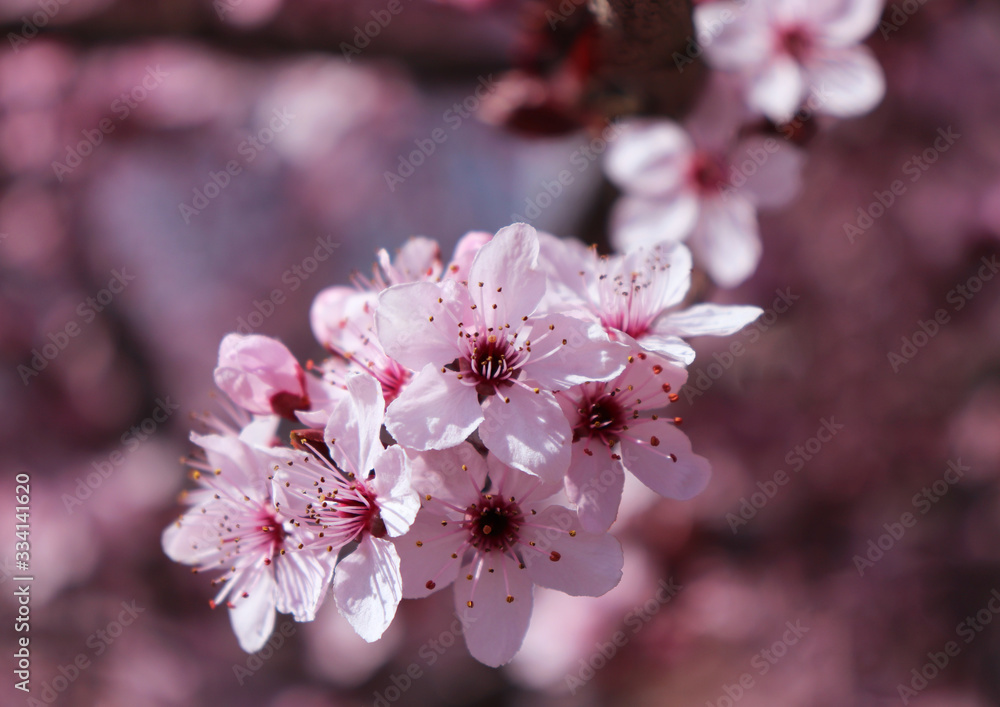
[458,333,525,394]
[573,391,626,445]
[689,151,728,195]
[464,495,524,553]
[777,25,813,62]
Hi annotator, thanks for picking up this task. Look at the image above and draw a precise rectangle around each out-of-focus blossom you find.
[605,114,804,286]
[694,0,886,122]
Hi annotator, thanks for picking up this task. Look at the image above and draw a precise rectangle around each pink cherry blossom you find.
[558,348,712,531]
[376,223,628,481]
[213,333,316,419]
[272,373,420,642]
[394,445,624,666]
[605,113,804,286]
[162,427,335,652]
[694,0,886,122]
[539,236,763,365]
[308,233,494,410]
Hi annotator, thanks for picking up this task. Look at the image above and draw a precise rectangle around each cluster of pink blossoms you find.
[162,224,762,666]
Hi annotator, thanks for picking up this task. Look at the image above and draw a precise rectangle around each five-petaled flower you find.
[395,444,624,666]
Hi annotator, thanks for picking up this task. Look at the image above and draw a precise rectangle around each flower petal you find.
[748,55,806,123]
[521,314,629,390]
[479,387,571,483]
[372,445,420,538]
[376,280,466,371]
[384,365,484,450]
[394,509,463,599]
[468,223,546,328]
[654,303,763,338]
[814,0,884,46]
[564,442,625,533]
[619,420,712,500]
[407,443,489,506]
[324,373,384,476]
[805,45,885,118]
[454,552,535,667]
[334,535,403,642]
[520,506,623,597]
[273,548,335,623]
[690,196,762,288]
[605,121,693,197]
[611,194,699,253]
[228,569,277,653]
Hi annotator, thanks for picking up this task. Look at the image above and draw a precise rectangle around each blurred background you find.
[2,0,1000,705]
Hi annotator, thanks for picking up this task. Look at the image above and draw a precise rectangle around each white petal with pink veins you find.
[395,510,463,599]
[691,195,762,288]
[468,223,546,328]
[619,420,712,500]
[324,373,384,476]
[454,552,535,667]
[334,535,403,642]
[479,386,571,483]
[310,286,375,352]
[214,333,304,415]
[375,279,468,371]
[611,193,700,253]
[407,443,489,504]
[521,314,628,390]
[229,569,278,652]
[372,445,419,538]
[384,365,484,450]
[805,45,885,118]
[521,506,623,596]
[564,442,625,533]
[274,548,335,623]
[605,121,693,197]
[748,55,806,122]
[654,303,763,339]
[636,333,696,365]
